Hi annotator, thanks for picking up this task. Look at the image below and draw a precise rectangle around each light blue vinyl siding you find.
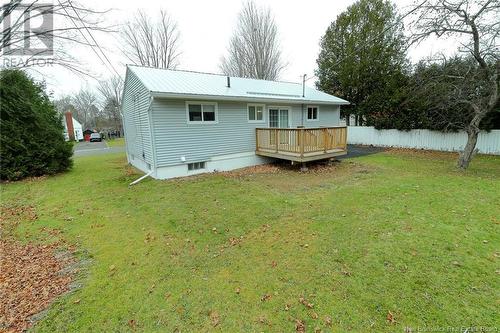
[122,70,154,167]
[290,104,340,127]
[151,99,340,167]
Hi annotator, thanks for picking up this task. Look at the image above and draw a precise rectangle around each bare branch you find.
[220,0,286,80]
[1,0,114,76]
[120,9,181,69]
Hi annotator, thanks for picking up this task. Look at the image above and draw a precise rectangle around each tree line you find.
[1,0,498,181]
[315,0,499,169]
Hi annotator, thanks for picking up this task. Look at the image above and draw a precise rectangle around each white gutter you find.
[129,170,153,186]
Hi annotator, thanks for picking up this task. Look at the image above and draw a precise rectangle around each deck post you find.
[274,129,279,152]
[323,128,328,153]
[300,128,305,157]
[344,127,348,150]
[255,129,259,151]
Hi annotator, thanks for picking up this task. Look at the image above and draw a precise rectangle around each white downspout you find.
[129,170,153,186]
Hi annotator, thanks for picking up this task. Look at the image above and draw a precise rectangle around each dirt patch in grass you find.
[384,147,459,160]
[221,160,355,178]
[223,160,374,192]
[0,241,75,333]
[168,159,375,192]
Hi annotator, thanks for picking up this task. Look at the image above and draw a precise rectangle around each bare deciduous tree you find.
[73,88,99,129]
[53,94,76,114]
[120,9,181,69]
[97,75,124,132]
[220,0,286,80]
[1,0,111,75]
[409,0,499,169]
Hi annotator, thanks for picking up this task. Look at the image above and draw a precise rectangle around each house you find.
[63,112,84,141]
[121,65,349,179]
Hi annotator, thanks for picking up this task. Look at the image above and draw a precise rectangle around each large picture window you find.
[248,104,264,122]
[186,102,218,123]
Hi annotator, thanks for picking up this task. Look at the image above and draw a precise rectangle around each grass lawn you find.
[1,150,499,332]
[105,138,125,147]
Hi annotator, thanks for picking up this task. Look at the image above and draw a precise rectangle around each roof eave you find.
[150,91,350,105]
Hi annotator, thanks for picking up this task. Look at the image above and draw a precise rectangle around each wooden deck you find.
[255,127,347,162]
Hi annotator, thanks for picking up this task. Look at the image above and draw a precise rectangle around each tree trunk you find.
[457,129,479,170]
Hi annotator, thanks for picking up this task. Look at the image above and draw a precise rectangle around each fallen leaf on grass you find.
[387,311,396,324]
[299,297,314,309]
[228,237,240,246]
[341,265,352,276]
[261,294,272,302]
[128,319,136,329]
[310,312,319,319]
[209,311,220,327]
[235,287,241,294]
[324,316,332,326]
[295,319,306,332]
[271,260,277,268]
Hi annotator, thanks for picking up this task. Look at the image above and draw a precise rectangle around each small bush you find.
[0,69,73,180]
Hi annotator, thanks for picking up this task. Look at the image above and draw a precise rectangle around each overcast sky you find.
[22,0,460,99]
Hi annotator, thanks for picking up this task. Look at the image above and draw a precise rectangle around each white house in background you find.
[63,112,84,141]
[121,65,350,180]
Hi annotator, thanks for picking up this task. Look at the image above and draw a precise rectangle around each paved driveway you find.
[338,145,386,159]
[73,141,125,157]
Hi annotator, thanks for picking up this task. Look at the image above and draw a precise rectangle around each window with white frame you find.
[248,104,264,122]
[307,106,318,121]
[187,102,217,123]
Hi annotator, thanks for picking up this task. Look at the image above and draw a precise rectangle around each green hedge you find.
[0,69,73,180]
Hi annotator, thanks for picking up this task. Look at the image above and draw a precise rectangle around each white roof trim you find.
[150,91,350,105]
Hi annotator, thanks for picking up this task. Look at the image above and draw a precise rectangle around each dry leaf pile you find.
[385,147,457,159]
[0,241,74,332]
[0,205,75,333]
[221,160,342,178]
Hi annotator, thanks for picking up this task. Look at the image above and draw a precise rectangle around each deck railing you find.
[256,126,347,157]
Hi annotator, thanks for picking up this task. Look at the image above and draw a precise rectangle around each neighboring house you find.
[121,65,349,179]
[63,112,84,141]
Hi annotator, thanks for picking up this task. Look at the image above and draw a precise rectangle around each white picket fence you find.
[347,126,500,155]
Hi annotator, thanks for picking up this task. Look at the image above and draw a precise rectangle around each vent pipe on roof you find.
[302,74,306,98]
[226,76,231,88]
